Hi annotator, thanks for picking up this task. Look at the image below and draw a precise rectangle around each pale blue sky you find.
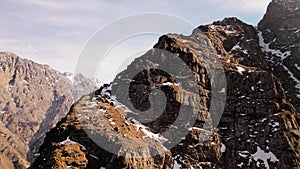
[0,0,271,81]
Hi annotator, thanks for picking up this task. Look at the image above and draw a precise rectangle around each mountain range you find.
[1,0,300,168]
[0,52,101,168]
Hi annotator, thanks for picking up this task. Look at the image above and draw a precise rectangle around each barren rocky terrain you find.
[0,52,100,168]
[29,0,300,169]
[0,0,299,168]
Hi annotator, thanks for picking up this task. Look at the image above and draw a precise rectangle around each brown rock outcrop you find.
[0,52,100,168]
[30,0,300,168]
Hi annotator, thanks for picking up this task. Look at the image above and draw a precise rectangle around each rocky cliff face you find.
[258,0,300,112]
[30,0,300,168]
[0,52,100,168]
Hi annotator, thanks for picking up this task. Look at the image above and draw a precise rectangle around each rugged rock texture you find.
[197,15,300,168]
[30,0,300,168]
[29,92,174,169]
[0,52,100,168]
[258,0,300,112]
[111,31,225,168]
[0,120,29,168]
[220,69,300,168]
[31,24,300,169]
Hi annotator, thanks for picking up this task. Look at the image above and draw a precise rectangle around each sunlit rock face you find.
[0,52,100,168]
[24,0,300,168]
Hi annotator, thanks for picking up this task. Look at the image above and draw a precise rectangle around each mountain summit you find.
[29,0,300,168]
[0,52,100,168]
[258,0,300,112]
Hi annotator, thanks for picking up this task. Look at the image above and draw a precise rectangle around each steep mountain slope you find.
[153,31,300,168]
[0,52,100,168]
[30,0,300,168]
[29,91,175,169]
[258,0,300,112]
[0,120,29,168]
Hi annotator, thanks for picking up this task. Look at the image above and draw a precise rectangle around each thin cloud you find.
[0,38,39,59]
[0,0,272,80]
[205,0,271,13]
[23,0,59,8]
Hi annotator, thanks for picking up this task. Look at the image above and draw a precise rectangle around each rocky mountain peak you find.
[259,0,300,45]
[0,52,100,168]
[30,5,300,167]
[258,0,300,112]
[4,0,298,168]
[65,72,102,100]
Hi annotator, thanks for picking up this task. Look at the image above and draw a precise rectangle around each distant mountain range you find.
[0,52,101,168]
